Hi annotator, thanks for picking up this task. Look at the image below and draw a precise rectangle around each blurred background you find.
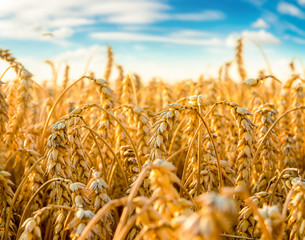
[0,0,304,83]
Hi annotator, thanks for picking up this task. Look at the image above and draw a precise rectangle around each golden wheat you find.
[0,39,305,240]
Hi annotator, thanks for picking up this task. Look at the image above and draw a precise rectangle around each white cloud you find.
[168,30,211,38]
[103,12,168,24]
[226,33,239,47]
[244,0,267,6]
[261,10,305,37]
[252,18,269,28]
[277,2,305,19]
[52,27,74,39]
[94,1,170,24]
[53,45,105,61]
[49,18,94,28]
[0,19,46,40]
[96,6,225,24]
[226,30,280,47]
[172,10,225,21]
[284,35,305,44]
[0,18,73,47]
[85,1,169,17]
[298,0,305,6]
[0,0,170,40]
[293,37,305,44]
[243,30,280,44]
[91,31,223,46]
[285,23,305,36]
[0,0,226,41]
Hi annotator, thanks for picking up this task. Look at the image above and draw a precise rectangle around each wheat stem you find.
[3,156,45,240]
[17,178,71,239]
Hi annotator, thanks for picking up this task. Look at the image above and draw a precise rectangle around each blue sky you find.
[0,0,305,82]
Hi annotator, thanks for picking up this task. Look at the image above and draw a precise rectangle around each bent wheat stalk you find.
[92,103,142,171]
[253,106,305,164]
[78,197,128,240]
[34,205,76,215]
[181,108,223,190]
[40,76,89,148]
[17,178,71,239]
[0,65,15,81]
[180,102,222,186]
[78,124,129,188]
[269,168,299,205]
[113,164,152,239]
[3,156,45,240]
[114,196,159,240]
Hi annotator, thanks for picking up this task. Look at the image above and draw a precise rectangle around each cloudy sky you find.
[0,0,305,83]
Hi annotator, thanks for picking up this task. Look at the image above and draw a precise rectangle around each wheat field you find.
[0,38,305,240]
